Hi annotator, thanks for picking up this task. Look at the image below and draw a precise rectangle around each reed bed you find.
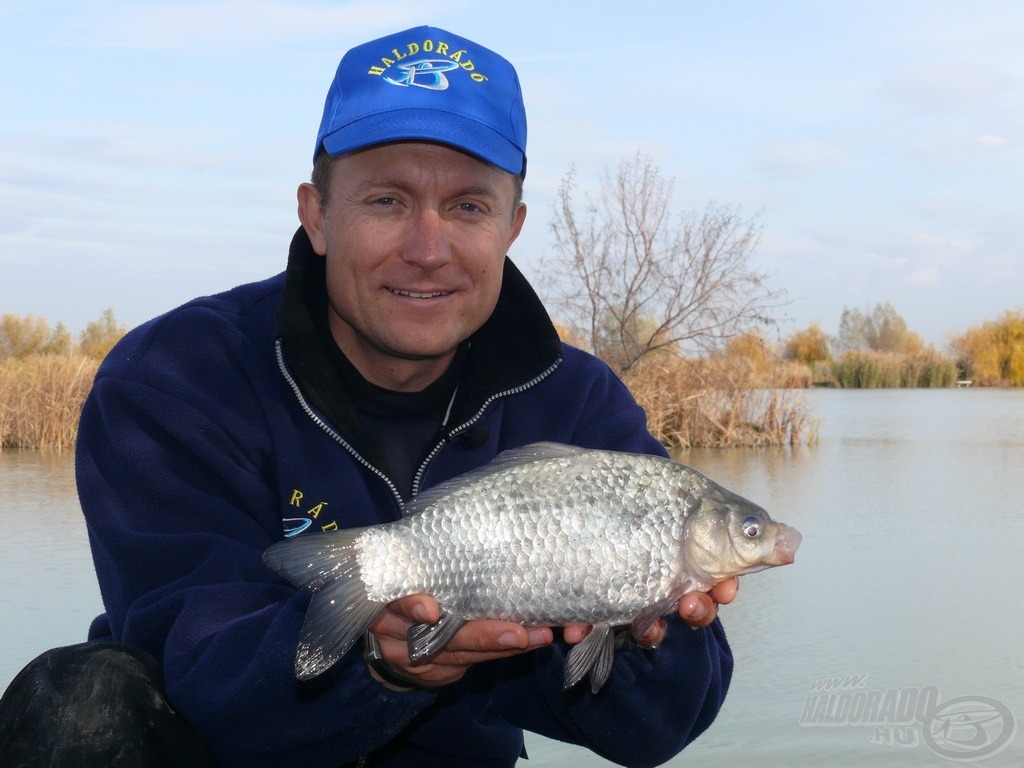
[2,350,816,452]
[0,354,99,450]
[825,349,958,389]
[622,354,817,448]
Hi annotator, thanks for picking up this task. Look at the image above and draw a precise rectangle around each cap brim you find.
[320,109,525,176]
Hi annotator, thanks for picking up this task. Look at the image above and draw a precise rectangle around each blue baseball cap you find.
[314,26,527,177]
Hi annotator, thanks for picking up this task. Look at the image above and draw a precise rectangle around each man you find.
[0,25,735,767]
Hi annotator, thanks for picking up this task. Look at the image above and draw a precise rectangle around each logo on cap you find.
[368,38,489,83]
[384,59,460,90]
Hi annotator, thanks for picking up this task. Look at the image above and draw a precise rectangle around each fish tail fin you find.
[264,530,386,680]
[564,623,615,693]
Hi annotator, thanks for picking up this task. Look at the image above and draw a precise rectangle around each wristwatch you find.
[362,632,419,691]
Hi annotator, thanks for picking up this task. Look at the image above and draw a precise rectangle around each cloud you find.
[904,265,939,286]
[977,134,1012,149]
[882,63,1010,113]
[754,140,852,179]
[85,0,446,52]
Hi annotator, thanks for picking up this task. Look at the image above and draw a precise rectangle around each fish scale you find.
[361,453,684,624]
[264,441,801,691]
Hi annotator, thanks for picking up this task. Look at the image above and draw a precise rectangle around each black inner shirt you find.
[324,329,467,502]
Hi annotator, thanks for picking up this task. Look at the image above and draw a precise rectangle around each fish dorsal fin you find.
[406,442,589,516]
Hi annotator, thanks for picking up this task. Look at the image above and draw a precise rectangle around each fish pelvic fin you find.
[263,530,386,681]
[407,613,468,661]
[564,623,615,694]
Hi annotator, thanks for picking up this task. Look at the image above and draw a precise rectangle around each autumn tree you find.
[724,331,778,377]
[951,311,1024,384]
[0,313,72,359]
[784,323,831,365]
[547,153,784,373]
[79,308,127,360]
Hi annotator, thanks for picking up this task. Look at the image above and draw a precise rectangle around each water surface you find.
[2,389,1021,765]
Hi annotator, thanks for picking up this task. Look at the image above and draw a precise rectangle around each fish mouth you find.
[767,524,802,566]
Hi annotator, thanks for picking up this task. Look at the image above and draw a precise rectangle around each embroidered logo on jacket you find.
[283,488,338,537]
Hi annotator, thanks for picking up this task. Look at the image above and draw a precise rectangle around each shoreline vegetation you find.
[2,308,1022,451]
[0,354,99,451]
[7,158,1021,451]
[1,310,121,451]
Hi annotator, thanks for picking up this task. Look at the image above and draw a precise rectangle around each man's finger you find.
[444,620,551,653]
[709,577,739,606]
[633,618,666,648]
[678,592,717,628]
[386,594,440,625]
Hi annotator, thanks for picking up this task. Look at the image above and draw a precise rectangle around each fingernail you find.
[688,601,708,622]
[499,631,524,649]
[527,628,550,647]
[411,604,430,623]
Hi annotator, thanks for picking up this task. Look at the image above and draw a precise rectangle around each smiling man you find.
[0,26,735,768]
[300,142,526,392]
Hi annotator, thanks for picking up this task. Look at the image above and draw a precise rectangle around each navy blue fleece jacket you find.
[77,228,732,768]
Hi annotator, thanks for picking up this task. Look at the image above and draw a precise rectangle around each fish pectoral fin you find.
[564,624,615,693]
[407,613,467,662]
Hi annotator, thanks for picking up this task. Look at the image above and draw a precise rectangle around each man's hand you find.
[562,577,740,647]
[368,578,738,689]
[368,595,553,689]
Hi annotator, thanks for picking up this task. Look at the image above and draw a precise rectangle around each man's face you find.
[298,142,526,391]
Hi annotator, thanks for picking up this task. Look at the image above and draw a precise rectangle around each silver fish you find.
[264,442,801,692]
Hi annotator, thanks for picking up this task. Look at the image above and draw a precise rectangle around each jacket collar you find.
[274,226,562,461]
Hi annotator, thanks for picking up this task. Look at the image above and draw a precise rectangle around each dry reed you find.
[622,354,816,448]
[825,349,958,388]
[2,350,816,452]
[0,354,99,450]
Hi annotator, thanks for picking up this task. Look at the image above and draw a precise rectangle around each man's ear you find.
[506,202,527,252]
[297,183,327,255]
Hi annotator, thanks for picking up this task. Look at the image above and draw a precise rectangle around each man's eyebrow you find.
[357,180,502,199]
[452,185,500,199]
[356,178,413,193]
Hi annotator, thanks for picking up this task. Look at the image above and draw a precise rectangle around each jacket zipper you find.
[277,340,560,767]
[409,356,562,498]
[275,339,405,510]
[278,339,563,507]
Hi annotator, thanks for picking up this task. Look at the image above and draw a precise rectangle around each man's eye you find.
[458,202,480,213]
[374,197,396,206]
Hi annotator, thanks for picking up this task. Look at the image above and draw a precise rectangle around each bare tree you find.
[834,302,923,355]
[548,153,784,373]
[834,307,871,355]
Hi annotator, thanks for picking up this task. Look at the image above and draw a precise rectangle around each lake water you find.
[1,389,1021,766]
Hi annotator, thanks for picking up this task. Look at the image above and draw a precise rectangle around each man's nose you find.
[402,210,453,268]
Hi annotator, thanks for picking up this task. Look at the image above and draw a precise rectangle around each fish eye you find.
[741,516,762,539]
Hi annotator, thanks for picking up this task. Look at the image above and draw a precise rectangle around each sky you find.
[1,0,1022,348]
